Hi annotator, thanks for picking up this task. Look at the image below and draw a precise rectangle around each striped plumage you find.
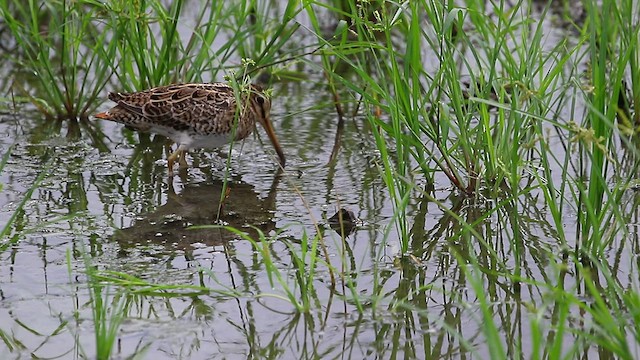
[95,83,285,174]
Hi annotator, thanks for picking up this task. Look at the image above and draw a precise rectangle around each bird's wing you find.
[113,84,241,134]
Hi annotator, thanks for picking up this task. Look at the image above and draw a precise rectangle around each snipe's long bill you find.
[94,83,286,174]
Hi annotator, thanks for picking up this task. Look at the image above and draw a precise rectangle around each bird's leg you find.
[167,145,185,176]
[167,151,177,175]
[178,148,188,169]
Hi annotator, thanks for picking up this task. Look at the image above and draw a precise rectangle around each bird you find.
[94,82,286,174]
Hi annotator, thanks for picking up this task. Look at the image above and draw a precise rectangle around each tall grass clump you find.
[102,0,303,91]
[569,0,640,255]
[300,0,640,355]
[306,0,637,253]
[0,0,304,119]
[101,0,189,90]
[303,0,571,251]
[0,0,116,119]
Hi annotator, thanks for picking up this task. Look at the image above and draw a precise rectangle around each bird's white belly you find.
[152,125,233,150]
[181,132,232,149]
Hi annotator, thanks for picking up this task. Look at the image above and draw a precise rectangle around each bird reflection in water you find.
[112,172,280,257]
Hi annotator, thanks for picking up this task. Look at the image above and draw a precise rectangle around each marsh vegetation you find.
[1,0,640,358]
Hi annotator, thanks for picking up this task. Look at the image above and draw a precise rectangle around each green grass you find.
[0,0,303,118]
[303,0,640,356]
[69,246,212,359]
[2,0,640,358]
[0,0,115,119]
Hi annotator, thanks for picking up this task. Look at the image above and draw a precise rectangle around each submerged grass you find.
[0,148,52,249]
[205,225,325,313]
[79,257,128,360]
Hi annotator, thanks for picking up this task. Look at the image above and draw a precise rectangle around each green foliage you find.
[3,0,640,357]
[0,0,302,117]
[0,0,115,119]
[303,0,640,356]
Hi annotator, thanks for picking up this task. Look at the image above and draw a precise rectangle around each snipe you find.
[95,83,285,174]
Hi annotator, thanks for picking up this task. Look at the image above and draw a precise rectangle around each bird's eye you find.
[257,95,265,105]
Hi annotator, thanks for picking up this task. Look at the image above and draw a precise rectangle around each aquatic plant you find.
[0,0,115,119]
[0,0,303,119]
[1,0,640,358]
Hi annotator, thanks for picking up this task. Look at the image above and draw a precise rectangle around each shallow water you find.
[2,4,640,360]
[0,82,407,359]
[2,77,636,359]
